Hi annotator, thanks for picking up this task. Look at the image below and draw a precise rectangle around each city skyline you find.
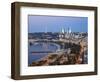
[28,15,88,33]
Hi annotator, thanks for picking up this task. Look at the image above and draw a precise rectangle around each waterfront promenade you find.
[28,36,87,66]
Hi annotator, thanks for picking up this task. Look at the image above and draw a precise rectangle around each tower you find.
[61,28,65,34]
[68,27,71,34]
[65,27,72,39]
[59,27,65,39]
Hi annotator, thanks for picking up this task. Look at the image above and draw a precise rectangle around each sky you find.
[28,15,88,33]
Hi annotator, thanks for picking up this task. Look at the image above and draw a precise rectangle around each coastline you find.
[29,40,87,66]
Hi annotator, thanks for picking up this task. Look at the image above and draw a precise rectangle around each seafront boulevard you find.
[28,32,87,66]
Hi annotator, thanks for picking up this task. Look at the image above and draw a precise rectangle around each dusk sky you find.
[28,15,88,33]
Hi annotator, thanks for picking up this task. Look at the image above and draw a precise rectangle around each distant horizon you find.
[28,15,88,33]
[28,31,87,33]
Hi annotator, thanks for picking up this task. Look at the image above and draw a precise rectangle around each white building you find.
[59,27,87,41]
[59,27,72,39]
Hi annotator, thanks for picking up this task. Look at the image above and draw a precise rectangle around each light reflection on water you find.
[28,42,60,65]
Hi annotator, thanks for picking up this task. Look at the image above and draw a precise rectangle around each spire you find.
[69,27,71,33]
[61,28,65,34]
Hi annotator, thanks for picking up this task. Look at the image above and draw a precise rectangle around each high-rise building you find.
[61,28,65,34]
[68,27,71,33]
[59,27,72,39]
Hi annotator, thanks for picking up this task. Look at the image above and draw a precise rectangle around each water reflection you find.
[28,42,60,65]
